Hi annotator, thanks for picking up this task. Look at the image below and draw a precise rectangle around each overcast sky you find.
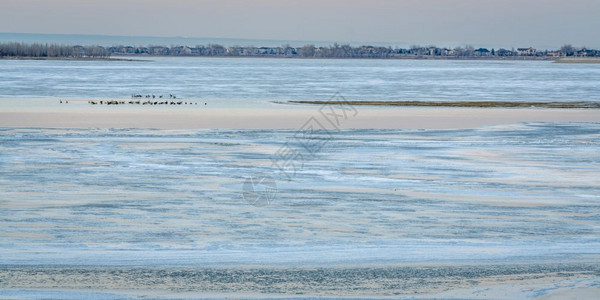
[1,0,598,48]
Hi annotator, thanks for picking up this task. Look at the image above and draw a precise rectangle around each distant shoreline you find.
[0,54,556,62]
[4,54,600,63]
[4,55,600,63]
[3,41,599,61]
[291,100,600,108]
[554,57,600,64]
[111,53,558,61]
[0,56,143,62]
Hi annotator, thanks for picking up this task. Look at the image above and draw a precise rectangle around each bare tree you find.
[560,44,576,56]
[300,45,316,57]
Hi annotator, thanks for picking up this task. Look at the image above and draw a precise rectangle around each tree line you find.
[0,42,111,58]
[107,43,600,58]
[2,42,598,59]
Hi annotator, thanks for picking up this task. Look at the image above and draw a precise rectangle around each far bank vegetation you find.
[2,42,599,60]
[0,42,111,58]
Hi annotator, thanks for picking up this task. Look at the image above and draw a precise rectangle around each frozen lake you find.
[1,123,599,266]
[1,57,600,103]
[1,56,600,297]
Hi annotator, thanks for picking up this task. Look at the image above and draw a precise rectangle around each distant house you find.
[137,47,150,54]
[171,46,192,55]
[395,48,410,55]
[72,45,85,56]
[283,47,296,56]
[474,48,490,56]
[257,47,275,55]
[576,48,589,57]
[516,47,536,56]
[148,46,169,55]
[496,48,513,56]
[409,47,427,56]
[191,47,203,55]
[547,51,564,57]
[108,46,135,54]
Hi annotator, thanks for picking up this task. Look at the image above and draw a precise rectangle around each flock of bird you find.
[132,93,178,99]
[87,100,202,106]
[57,94,207,106]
